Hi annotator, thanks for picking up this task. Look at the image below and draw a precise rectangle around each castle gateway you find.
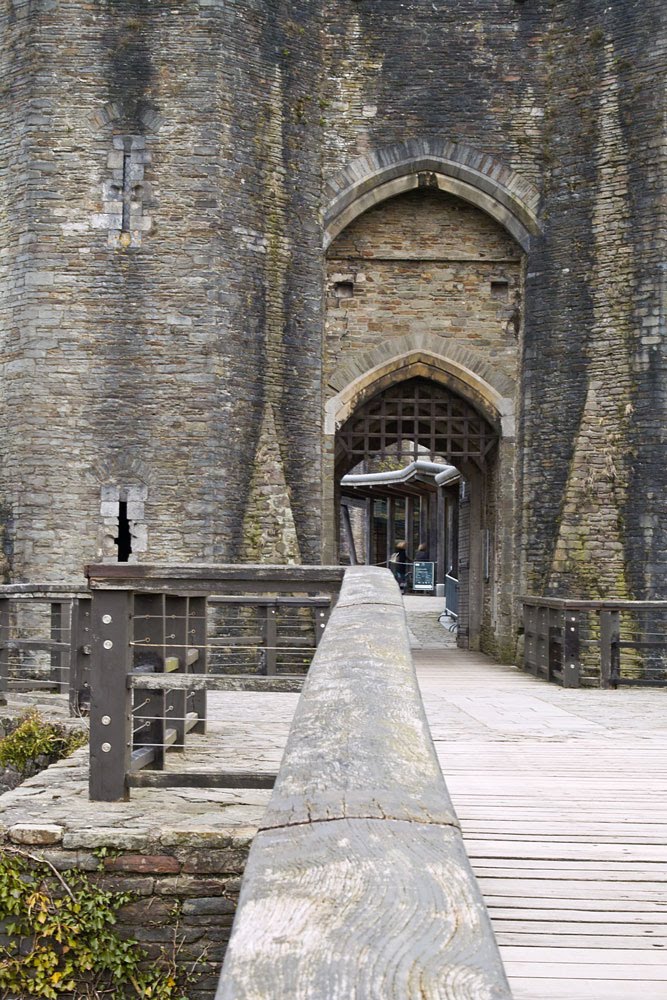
[0,0,664,660]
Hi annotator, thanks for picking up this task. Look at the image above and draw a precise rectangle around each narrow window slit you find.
[116,501,132,562]
[121,151,132,233]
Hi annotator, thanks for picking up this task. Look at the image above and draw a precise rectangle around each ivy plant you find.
[0,851,189,999]
[0,711,87,775]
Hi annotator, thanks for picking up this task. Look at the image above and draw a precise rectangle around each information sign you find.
[412,561,435,591]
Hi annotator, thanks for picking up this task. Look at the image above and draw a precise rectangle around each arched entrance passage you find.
[322,143,530,658]
[332,373,500,651]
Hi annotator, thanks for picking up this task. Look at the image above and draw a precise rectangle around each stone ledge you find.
[9,822,64,845]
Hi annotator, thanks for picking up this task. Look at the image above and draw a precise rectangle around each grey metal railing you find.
[445,571,459,619]
[0,584,91,713]
[522,596,667,687]
[217,566,511,1000]
[85,564,344,801]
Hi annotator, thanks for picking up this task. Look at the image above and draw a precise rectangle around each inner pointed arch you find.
[326,349,515,442]
[324,140,541,252]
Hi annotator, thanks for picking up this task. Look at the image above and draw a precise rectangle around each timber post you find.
[600,609,621,689]
[89,589,133,801]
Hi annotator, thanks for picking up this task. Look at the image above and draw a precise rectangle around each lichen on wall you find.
[241,403,301,564]
[548,40,637,599]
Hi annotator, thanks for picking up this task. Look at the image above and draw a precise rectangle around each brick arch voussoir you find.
[326,346,516,442]
[324,139,541,252]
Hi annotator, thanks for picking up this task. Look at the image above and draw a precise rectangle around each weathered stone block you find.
[104,854,181,875]
[9,823,63,845]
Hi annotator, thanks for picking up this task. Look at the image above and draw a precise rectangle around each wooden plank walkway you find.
[416,645,667,1000]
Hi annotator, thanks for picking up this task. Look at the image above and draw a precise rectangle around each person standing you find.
[390,540,409,593]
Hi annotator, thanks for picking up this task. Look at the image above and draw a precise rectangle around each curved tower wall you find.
[0,0,664,612]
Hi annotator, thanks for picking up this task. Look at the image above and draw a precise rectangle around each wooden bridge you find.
[417,643,667,1000]
[1,568,666,998]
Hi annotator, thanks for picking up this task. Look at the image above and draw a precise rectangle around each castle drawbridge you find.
[413,603,667,1000]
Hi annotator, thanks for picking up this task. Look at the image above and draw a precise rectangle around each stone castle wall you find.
[0,0,664,618]
[325,190,523,391]
[520,0,666,600]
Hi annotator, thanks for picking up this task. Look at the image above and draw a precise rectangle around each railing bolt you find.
[102,614,113,624]
[104,640,113,649]
[101,742,111,753]
[101,715,111,726]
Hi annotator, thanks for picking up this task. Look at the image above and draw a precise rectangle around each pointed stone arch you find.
[323,138,541,252]
[321,347,517,655]
[325,340,516,442]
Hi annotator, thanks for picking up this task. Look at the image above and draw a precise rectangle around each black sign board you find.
[413,561,435,591]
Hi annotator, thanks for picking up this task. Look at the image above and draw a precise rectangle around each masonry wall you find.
[1,824,250,1000]
[0,0,326,581]
[520,0,666,601]
[0,0,664,612]
[325,189,522,389]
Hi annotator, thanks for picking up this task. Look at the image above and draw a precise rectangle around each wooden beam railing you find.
[0,585,91,713]
[85,564,344,802]
[522,596,667,687]
[217,566,511,1000]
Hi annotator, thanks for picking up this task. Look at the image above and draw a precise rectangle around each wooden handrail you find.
[522,595,667,610]
[85,563,345,593]
[0,584,89,597]
[217,566,510,999]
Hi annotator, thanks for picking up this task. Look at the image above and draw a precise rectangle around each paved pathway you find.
[403,594,458,649]
[410,607,667,1000]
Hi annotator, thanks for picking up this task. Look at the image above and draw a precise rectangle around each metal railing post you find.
[89,589,133,801]
[562,607,581,688]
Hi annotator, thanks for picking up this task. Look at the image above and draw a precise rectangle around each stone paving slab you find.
[403,594,458,649]
[0,691,300,848]
[0,597,455,848]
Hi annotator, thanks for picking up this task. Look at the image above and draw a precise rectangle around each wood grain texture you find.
[262,569,457,830]
[85,563,345,593]
[218,818,510,1000]
[416,647,667,998]
[127,673,304,692]
[217,569,510,999]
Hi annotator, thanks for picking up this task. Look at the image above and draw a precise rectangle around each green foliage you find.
[0,711,87,775]
[0,851,187,999]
